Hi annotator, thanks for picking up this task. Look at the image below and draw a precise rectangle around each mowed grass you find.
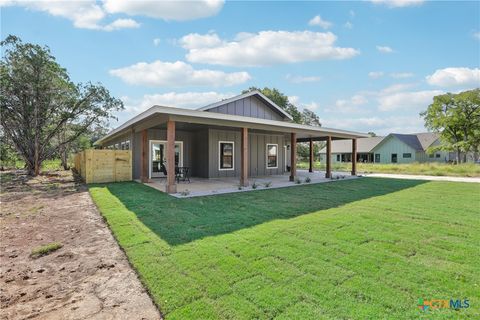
[89,178,480,319]
[297,161,480,177]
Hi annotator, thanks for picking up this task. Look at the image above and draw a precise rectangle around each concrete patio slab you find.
[141,170,359,198]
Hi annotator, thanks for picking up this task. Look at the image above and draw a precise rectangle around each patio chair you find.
[175,167,190,183]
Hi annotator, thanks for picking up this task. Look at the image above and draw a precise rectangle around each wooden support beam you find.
[325,136,332,178]
[351,138,357,176]
[140,129,148,182]
[240,128,249,187]
[309,138,314,173]
[166,120,177,194]
[289,133,297,181]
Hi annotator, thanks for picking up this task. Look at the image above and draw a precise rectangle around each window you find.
[219,141,234,170]
[336,154,340,161]
[375,154,380,162]
[125,140,130,150]
[435,153,441,158]
[266,144,278,169]
[403,153,412,158]
[121,142,126,150]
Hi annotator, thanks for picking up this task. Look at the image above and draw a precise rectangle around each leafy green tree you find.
[0,129,20,170]
[368,131,377,137]
[421,89,480,163]
[301,109,321,126]
[1,35,123,175]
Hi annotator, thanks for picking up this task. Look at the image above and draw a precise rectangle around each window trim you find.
[219,141,235,171]
[266,143,279,169]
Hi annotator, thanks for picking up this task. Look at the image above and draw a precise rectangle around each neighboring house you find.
[96,90,367,193]
[319,132,452,164]
[319,136,384,163]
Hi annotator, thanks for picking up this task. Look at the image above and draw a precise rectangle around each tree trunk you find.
[456,148,461,164]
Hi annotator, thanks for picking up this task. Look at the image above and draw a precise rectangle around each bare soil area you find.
[0,170,161,320]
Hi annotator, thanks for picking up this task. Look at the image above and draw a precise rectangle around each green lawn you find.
[89,178,479,319]
[297,161,480,177]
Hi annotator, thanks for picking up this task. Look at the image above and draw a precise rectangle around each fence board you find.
[73,149,132,183]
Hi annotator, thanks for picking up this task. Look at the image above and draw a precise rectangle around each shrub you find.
[295,178,302,184]
[305,177,311,183]
[180,189,190,196]
[252,181,258,189]
[264,181,272,188]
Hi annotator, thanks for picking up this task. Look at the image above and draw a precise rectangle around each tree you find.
[368,131,377,137]
[421,89,480,163]
[301,109,321,127]
[1,35,123,175]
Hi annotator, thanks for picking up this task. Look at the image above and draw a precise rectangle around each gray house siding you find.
[132,129,194,179]
[248,133,285,176]
[206,96,285,121]
[371,136,418,164]
[208,129,241,178]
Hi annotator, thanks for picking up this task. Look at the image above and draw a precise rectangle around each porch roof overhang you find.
[96,105,369,145]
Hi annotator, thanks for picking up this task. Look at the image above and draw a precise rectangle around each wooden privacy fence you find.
[74,149,132,183]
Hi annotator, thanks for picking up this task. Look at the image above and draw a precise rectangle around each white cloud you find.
[390,72,414,79]
[473,31,480,40]
[181,31,359,66]
[308,15,332,29]
[349,10,355,17]
[285,74,321,84]
[332,94,368,113]
[426,67,480,87]
[122,91,233,113]
[103,18,140,31]
[369,0,424,8]
[321,115,424,135]
[288,96,300,106]
[344,21,353,29]
[110,60,251,87]
[103,0,224,21]
[368,71,384,79]
[303,102,320,111]
[179,32,222,49]
[153,38,161,46]
[1,0,222,30]
[376,45,394,53]
[377,90,443,111]
[381,83,416,94]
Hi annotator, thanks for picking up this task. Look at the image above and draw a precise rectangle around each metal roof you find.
[319,136,385,153]
[197,90,294,121]
[96,105,369,145]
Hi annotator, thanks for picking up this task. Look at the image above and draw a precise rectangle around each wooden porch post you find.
[240,128,249,187]
[309,138,314,173]
[166,120,177,194]
[325,136,332,178]
[289,133,297,181]
[140,129,148,182]
[351,138,357,176]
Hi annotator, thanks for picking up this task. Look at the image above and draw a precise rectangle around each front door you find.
[391,153,397,163]
[150,140,183,178]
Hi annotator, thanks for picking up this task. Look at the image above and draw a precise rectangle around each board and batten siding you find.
[371,136,417,164]
[132,129,193,179]
[207,129,287,178]
[248,133,285,176]
[206,96,285,121]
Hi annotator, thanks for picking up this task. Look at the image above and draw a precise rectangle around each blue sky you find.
[2,0,479,135]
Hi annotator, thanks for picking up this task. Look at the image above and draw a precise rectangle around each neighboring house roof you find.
[197,90,294,121]
[96,105,368,145]
[379,133,440,152]
[319,136,384,154]
[318,132,440,154]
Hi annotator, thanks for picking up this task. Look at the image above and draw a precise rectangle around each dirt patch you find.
[0,170,161,319]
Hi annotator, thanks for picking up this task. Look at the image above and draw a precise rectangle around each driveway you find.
[0,170,161,319]
[364,172,480,183]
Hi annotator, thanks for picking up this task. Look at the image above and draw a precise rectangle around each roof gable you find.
[197,90,293,121]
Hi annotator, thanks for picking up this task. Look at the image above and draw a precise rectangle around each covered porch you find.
[143,169,359,198]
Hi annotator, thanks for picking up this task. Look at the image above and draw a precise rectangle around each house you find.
[318,136,384,163]
[319,132,452,164]
[96,90,368,193]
